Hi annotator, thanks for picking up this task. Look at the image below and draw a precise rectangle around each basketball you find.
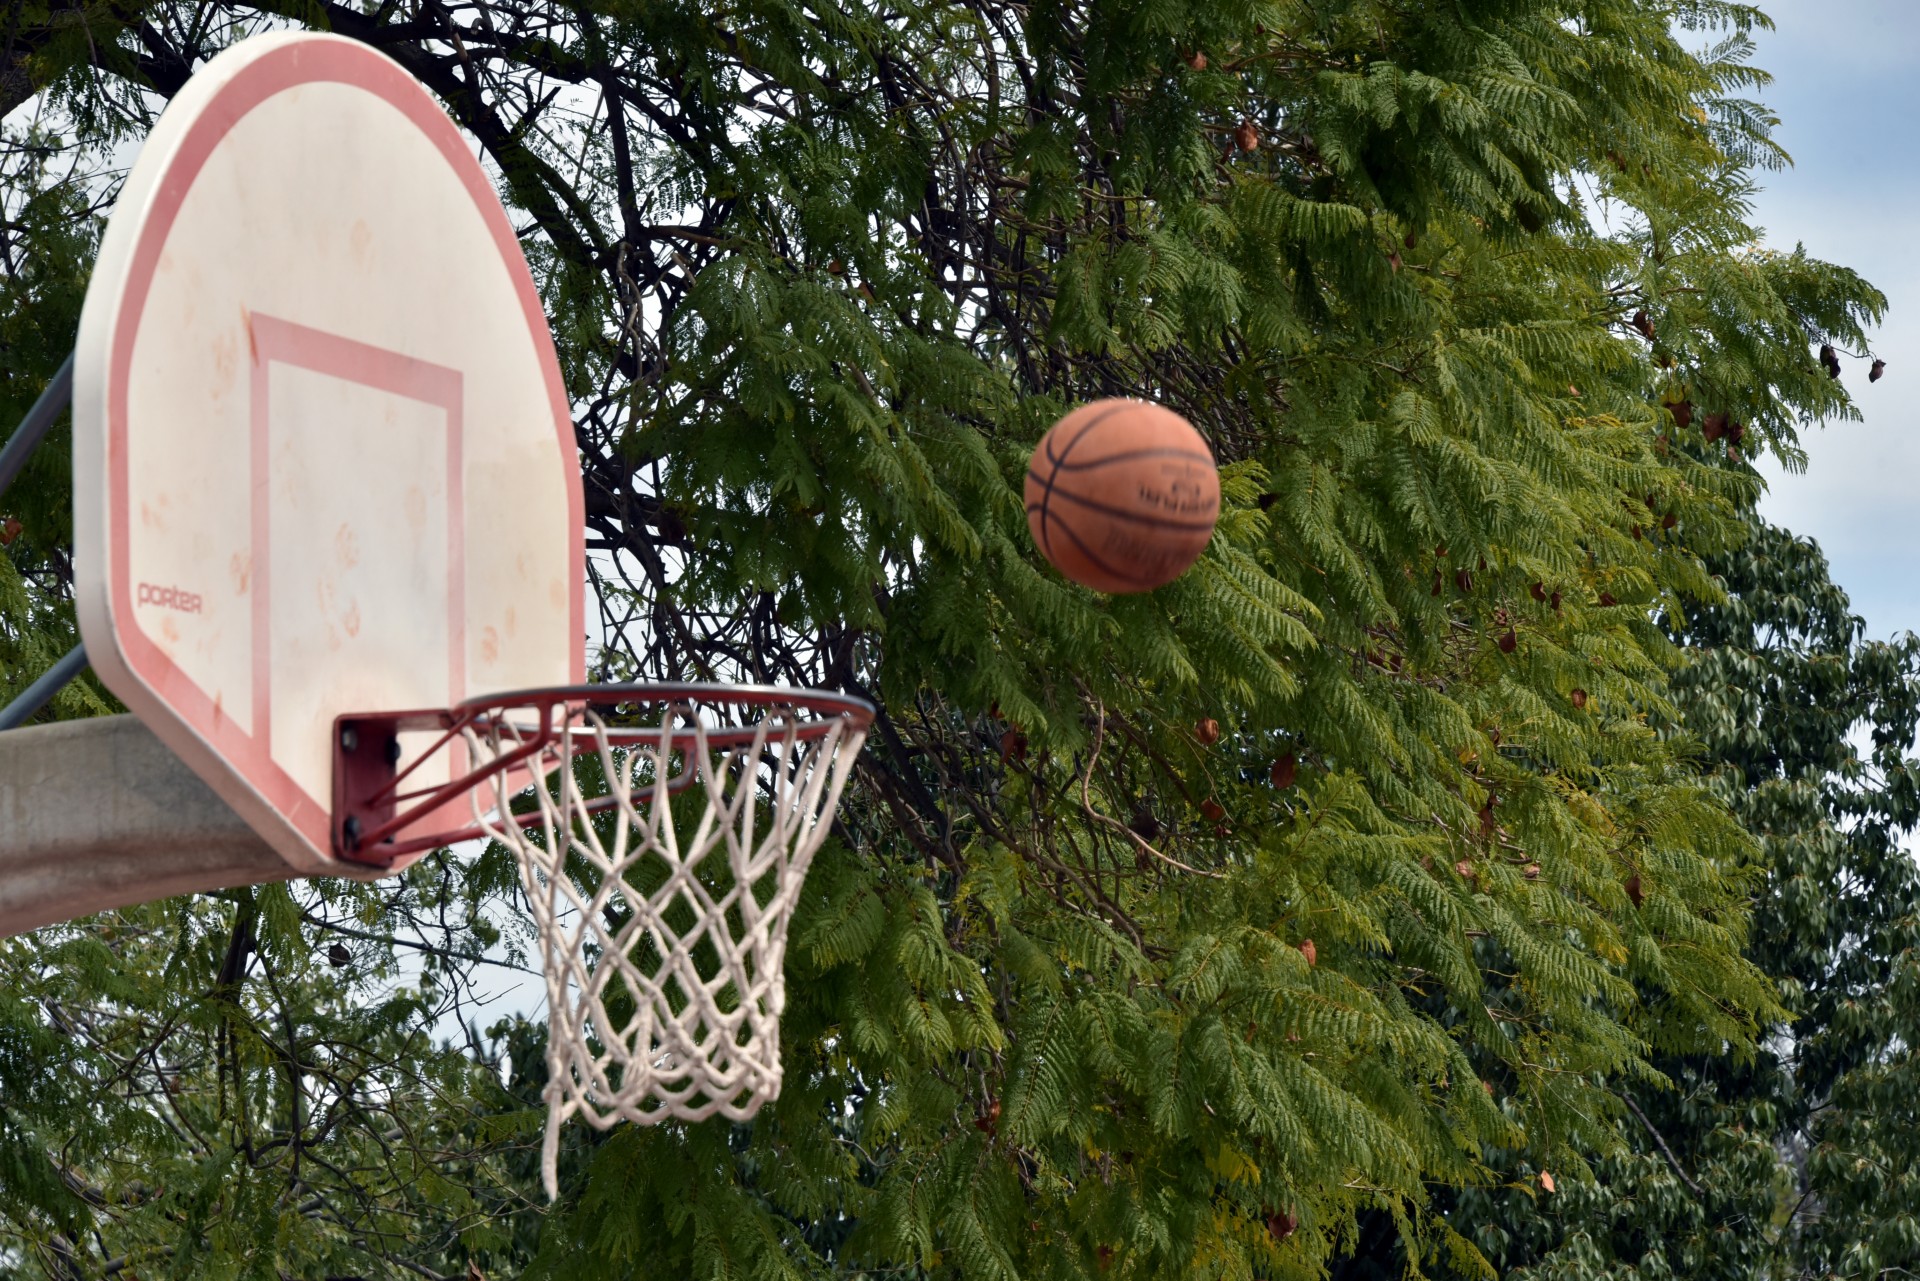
[1024,399,1221,593]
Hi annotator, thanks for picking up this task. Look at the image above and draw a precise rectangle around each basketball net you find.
[463,699,867,1198]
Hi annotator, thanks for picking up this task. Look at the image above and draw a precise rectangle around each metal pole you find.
[0,352,75,500]
[0,644,90,731]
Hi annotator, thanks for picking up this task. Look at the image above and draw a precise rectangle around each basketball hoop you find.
[4,29,878,1203]
[333,683,872,1198]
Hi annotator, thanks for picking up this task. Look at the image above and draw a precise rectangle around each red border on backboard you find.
[102,38,586,862]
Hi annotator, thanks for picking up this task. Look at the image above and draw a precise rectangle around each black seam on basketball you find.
[1049,512,1157,591]
[1045,446,1216,472]
[1041,486,1219,533]
[1045,402,1136,469]
[1037,403,1144,557]
[1028,465,1056,556]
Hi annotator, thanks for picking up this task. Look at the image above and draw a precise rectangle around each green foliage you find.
[508,0,1873,1275]
[0,870,562,1278]
[0,0,1900,1277]
[1436,523,1920,1281]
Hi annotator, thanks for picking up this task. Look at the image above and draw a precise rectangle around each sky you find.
[1739,0,1920,639]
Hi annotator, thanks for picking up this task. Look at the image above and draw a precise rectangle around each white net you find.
[464,696,868,1199]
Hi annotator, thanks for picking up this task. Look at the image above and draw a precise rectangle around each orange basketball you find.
[1024,399,1220,594]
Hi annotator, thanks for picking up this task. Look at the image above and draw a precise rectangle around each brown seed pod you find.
[975,1097,1001,1134]
[1455,859,1477,880]
[1530,581,1547,602]
[1523,863,1541,880]
[1631,309,1656,342]
[1130,806,1161,842]
[1539,1171,1557,1194]
[1821,343,1842,379]
[1388,250,1402,272]
[1000,728,1028,762]
[1186,51,1208,70]
[1598,591,1617,607]
[1570,687,1588,710]
[1201,798,1226,821]
[1871,358,1887,382]
[1432,568,1444,596]
[1096,1244,1115,1269]
[1478,799,1497,840]
[1270,753,1297,788]
[1455,568,1473,593]
[1298,938,1317,967]
[1482,1079,1496,1095]
[1196,717,1222,745]
[1212,823,1231,838]
[1405,232,1418,250]
[1568,383,1581,397]
[1549,589,1562,612]
[1266,1210,1299,1242]
[1703,411,1728,441]
[1234,119,1261,151]
[1498,627,1518,654]
[1668,399,1694,430]
[1625,872,1645,907]
[0,517,21,547]
[327,942,352,968]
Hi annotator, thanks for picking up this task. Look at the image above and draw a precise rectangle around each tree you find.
[0,1,1887,1277]
[1436,520,1920,1281]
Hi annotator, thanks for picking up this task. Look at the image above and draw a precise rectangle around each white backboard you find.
[73,32,584,875]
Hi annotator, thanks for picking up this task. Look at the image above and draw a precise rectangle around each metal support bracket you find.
[0,643,90,731]
[0,353,86,732]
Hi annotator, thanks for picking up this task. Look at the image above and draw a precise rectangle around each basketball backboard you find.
[72,31,585,877]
